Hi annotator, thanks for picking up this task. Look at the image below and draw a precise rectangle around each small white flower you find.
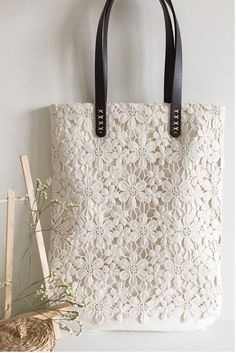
[129,213,158,246]
[77,175,103,209]
[156,144,172,166]
[156,284,176,320]
[171,137,201,168]
[76,252,104,286]
[152,104,169,125]
[103,184,120,207]
[145,166,164,205]
[199,285,221,319]
[157,300,175,321]
[103,166,122,187]
[103,262,120,285]
[146,166,165,187]
[163,252,194,289]
[119,252,148,284]
[79,139,114,169]
[85,291,113,324]
[146,263,162,283]
[115,301,130,322]
[104,245,123,265]
[162,174,190,208]
[129,292,157,323]
[202,169,221,210]
[149,245,166,266]
[110,283,129,304]
[207,217,221,242]
[154,206,173,227]
[109,103,129,124]
[85,213,114,247]
[118,174,146,209]
[172,212,202,249]
[173,289,201,322]
[153,125,171,147]
[128,135,157,169]
[110,205,129,227]
[72,220,88,245]
[126,104,152,127]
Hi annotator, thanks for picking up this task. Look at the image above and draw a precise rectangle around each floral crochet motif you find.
[49,103,224,328]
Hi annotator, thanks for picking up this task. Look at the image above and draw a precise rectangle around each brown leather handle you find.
[95,0,182,138]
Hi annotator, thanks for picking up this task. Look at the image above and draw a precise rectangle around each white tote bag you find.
[49,0,224,331]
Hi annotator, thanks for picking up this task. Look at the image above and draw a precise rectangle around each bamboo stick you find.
[4,189,15,319]
[0,196,26,203]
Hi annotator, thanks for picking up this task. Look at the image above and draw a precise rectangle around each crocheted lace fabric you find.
[49,103,224,329]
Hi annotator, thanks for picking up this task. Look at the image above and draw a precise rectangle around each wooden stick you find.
[4,189,15,319]
[0,196,26,203]
[20,155,61,338]
[0,303,73,326]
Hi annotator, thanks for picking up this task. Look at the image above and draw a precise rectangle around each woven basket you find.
[0,317,55,351]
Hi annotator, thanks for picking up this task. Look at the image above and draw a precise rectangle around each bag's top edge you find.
[50,102,225,111]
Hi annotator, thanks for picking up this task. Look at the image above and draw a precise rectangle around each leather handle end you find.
[96,129,106,137]
[170,107,181,137]
[95,106,107,137]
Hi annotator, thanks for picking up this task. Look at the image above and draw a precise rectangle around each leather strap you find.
[95,0,182,138]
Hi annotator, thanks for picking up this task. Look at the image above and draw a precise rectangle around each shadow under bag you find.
[49,0,225,331]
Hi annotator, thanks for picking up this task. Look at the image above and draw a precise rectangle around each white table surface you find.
[54,321,234,352]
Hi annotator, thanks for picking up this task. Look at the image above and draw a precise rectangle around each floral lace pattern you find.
[49,103,224,328]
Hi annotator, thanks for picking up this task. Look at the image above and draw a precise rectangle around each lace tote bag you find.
[49,0,224,331]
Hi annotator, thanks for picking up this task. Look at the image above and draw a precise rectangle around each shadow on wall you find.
[28,107,52,181]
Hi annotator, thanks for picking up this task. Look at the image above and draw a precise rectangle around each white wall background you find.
[0,0,234,322]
